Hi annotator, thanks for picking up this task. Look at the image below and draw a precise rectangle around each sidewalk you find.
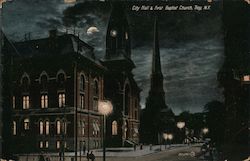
[77,144,189,157]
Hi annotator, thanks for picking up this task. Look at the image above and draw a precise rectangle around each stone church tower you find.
[102,2,141,147]
[140,17,174,144]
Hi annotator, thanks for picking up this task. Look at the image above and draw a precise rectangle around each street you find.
[94,145,202,161]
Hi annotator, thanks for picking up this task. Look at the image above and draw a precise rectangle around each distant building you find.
[140,17,174,144]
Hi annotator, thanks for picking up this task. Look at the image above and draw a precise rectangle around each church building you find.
[140,17,174,144]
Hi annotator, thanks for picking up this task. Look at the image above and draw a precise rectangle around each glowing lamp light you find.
[163,133,174,140]
[98,100,113,116]
[110,30,117,37]
[202,128,209,134]
[64,0,76,3]
[168,134,174,140]
[243,75,250,82]
[177,121,185,129]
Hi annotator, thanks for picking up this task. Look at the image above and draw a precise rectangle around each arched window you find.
[40,74,48,90]
[58,93,65,107]
[62,119,67,134]
[80,75,85,91]
[57,71,66,89]
[13,121,17,135]
[124,85,130,115]
[93,80,99,96]
[24,118,30,130]
[22,76,29,92]
[112,121,118,135]
[45,120,49,135]
[39,121,44,135]
[22,95,30,109]
[56,120,61,134]
[81,121,85,136]
[93,80,99,110]
[41,94,48,108]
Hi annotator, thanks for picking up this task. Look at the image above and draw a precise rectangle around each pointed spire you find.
[152,16,162,75]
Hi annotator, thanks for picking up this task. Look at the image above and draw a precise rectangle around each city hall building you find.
[2,2,140,158]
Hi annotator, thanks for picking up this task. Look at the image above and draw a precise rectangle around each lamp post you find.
[98,100,113,161]
[163,133,173,149]
[163,133,168,149]
[202,127,209,140]
[176,121,185,143]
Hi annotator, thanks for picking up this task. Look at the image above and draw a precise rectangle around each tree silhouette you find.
[204,100,225,144]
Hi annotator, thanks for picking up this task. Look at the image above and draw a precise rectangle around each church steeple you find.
[105,2,131,59]
[103,2,135,71]
[149,16,164,95]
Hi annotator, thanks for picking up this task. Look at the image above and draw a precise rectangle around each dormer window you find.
[21,74,30,92]
[57,70,66,89]
[110,30,117,37]
[40,74,48,90]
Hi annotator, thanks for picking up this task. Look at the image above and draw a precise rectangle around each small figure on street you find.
[140,144,143,150]
[83,141,86,154]
[149,144,152,151]
[133,144,136,151]
[86,152,89,160]
[89,151,95,161]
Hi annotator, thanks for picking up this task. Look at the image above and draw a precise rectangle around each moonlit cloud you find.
[4,1,224,114]
[87,26,100,35]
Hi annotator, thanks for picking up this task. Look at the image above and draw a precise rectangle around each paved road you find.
[94,145,202,161]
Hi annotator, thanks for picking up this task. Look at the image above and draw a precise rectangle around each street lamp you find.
[176,121,185,144]
[98,100,113,161]
[163,133,173,149]
[202,127,209,135]
[177,121,185,129]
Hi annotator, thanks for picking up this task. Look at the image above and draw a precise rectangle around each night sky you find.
[3,0,224,114]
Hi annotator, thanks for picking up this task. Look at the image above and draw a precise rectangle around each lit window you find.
[93,122,97,136]
[243,75,250,81]
[58,93,65,107]
[56,141,60,149]
[12,96,15,109]
[39,121,44,135]
[41,95,48,108]
[45,121,49,135]
[56,120,61,134]
[13,121,16,135]
[112,121,118,135]
[40,141,43,148]
[80,94,85,109]
[125,32,128,40]
[22,96,30,109]
[24,118,30,130]
[81,121,85,136]
[45,141,49,148]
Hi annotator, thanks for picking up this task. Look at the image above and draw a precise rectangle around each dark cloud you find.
[4,1,224,114]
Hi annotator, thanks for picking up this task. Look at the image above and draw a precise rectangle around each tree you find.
[203,100,225,144]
